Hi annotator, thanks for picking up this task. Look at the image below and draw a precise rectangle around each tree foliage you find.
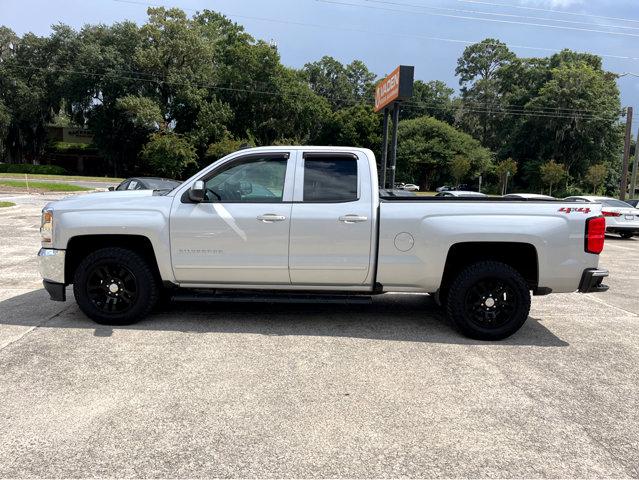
[540,160,566,195]
[0,13,626,194]
[140,132,197,178]
[397,116,492,189]
[585,164,607,194]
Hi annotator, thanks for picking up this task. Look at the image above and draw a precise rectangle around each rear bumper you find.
[578,268,609,293]
[606,226,639,234]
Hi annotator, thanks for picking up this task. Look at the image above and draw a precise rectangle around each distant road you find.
[0,176,114,189]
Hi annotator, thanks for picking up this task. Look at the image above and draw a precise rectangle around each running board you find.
[171,290,373,305]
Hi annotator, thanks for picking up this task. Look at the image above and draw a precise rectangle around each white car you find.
[436,191,487,198]
[504,193,555,200]
[565,196,639,239]
[402,183,420,192]
[38,146,608,340]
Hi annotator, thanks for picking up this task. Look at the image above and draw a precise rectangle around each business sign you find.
[374,65,414,112]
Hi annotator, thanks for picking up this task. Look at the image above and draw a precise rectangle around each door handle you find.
[257,214,287,222]
[339,214,368,223]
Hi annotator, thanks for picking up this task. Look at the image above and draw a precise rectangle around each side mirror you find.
[188,180,205,202]
[108,186,115,191]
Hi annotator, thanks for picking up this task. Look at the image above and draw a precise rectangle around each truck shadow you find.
[0,289,568,347]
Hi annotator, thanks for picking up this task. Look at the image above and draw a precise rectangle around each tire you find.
[446,261,531,341]
[619,232,634,239]
[73,247,159,325]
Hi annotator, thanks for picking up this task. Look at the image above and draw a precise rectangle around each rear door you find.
[289,151,374,286]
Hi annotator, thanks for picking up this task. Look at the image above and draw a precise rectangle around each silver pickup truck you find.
[38,146,609,340]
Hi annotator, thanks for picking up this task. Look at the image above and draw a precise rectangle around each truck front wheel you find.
[446,261,531,340]
[73,247,159,325]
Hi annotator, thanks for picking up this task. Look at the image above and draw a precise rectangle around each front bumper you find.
[578,268,609,293]
[38,248,65,284]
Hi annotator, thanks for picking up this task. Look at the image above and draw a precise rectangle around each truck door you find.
[289,151,374,286]
[170,151,295,285]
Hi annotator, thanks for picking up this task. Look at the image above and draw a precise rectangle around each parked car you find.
[504,193,556,200]
[565,196,639,239]
[110,177,181,192]
[436,185,452,192]
[402,183,420,192]
[435,191,487,198]
[39,146,608,341]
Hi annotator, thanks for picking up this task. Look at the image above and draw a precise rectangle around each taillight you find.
[602,211,622,217]
[585,216,605,254]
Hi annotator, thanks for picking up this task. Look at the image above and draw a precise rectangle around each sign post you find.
[375,65,414,189]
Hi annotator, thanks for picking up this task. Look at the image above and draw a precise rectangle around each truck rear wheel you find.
[446,261,531,340]
[73,247,159,325]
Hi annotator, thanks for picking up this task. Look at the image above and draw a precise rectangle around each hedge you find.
[0,164,68,175]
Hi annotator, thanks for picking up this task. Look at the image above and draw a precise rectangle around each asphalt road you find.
[0,196,638,478]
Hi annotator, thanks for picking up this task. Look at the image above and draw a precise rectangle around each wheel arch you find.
[441,242,539,293]
[65,235,161,285]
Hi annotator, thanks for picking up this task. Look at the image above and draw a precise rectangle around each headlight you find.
[40,208,53,246]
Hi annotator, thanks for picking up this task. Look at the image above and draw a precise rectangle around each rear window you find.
[303,157,358,202]
[601,199,633,208]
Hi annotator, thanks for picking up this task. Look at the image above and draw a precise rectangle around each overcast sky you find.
[2,0,638,112]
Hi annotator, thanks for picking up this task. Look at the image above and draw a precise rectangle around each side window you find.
[303,157,358,202]
[128,180,140,190]
[203,157,287,203]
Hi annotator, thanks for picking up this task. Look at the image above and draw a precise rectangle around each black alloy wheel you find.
[446,261,531,340]
[73,247,159,325]
[86,263,138,314]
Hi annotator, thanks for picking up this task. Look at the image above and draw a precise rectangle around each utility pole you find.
[620,106,633,201]
[630,127,639,200]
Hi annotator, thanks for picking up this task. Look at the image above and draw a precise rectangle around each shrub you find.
[140,133,197,179]
[0,164,68,175]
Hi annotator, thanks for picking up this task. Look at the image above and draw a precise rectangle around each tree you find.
[140,132,197,178]
[495,158,517,194]
[585,164,607,194]
[318,104,381,151]
[403,80,455,124]
[397,116,493,190]
[540,160,566,195]
[303,56,376,110]
[206,134,250,162]
[450,155,471,185]
[520,62,622,179]
[456,38,516,148]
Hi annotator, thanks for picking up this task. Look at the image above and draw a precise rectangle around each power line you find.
[456,0,639,25]
[6,63,627,121]
[363,0,639,32]
[317,0,639,38]
[111,0,639,63]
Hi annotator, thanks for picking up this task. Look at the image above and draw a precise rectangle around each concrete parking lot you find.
[0,193,638,478]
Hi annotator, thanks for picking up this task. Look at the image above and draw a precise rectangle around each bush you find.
[140,133,197,179]
[0,164,67,175]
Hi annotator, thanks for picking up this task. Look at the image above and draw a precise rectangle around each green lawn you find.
[0,180,92,191]
[0,201,16,208]
[0,173,122,182]
[415,191,437,196]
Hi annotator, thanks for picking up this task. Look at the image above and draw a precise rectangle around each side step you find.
[171,289,373,305]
